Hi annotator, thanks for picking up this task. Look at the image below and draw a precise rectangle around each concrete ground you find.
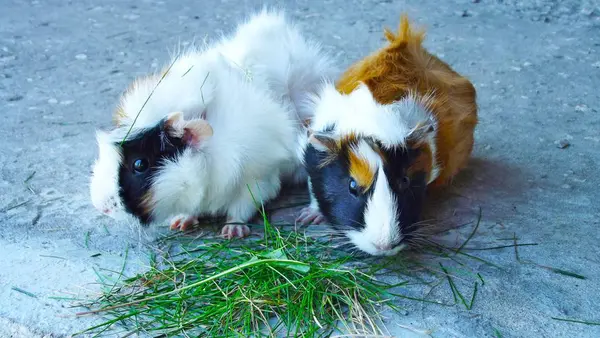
[1,0,599,337]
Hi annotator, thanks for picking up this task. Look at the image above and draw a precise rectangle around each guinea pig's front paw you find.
[169,215,199,231]
[221,223,251,239]
[296,206,325,225]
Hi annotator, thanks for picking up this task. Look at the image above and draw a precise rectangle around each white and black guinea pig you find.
[90,10,336,238]
[297,15,478,256]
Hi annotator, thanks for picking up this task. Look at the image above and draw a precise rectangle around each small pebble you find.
[555,139,571,149]
[561,184,571,189]
[575,104,589,112]
[75,53,87,60]
[592,61,600,68]
[47,98,58,104]
[7,94,23,102]
[484,145,492,150]
[459,10,471,17]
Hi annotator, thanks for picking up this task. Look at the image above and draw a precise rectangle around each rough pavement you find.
[1,0,599,337]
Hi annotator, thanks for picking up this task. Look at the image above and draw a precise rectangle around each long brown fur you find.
[336,14,478,187]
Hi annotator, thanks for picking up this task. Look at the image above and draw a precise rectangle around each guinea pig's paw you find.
[98,196,120,217]
[221,223,251,239]
[169,215,199,231]
[296,206,325,225]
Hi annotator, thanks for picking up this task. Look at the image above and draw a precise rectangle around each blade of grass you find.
[85,231,91,249]
[463,243,538,251]
[454,206,482,254]
[40,254,67,260]
[513,233,585,279]
[120,59,177,145]
[24,171,36,183]
[439,263,477,310]
[551,317,600,326]
[12,287,37,298]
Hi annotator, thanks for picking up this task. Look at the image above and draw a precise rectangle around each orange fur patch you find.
[317,133,358,168]
[335,14,478,187]
[348,149,375,191]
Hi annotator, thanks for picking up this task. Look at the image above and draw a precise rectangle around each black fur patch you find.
[379,146,428,238]
[305,141,375,231]
[117,119,187,224]
[305,138,428,241]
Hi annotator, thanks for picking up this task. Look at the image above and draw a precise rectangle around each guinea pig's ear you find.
[165,112,213,149]
[165,112,186,135]
[182,119,213,149]
[406,119,435,148]
[308,131,338,153]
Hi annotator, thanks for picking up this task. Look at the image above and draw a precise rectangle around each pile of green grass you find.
[74,211,409,337]
[72,203,532,337]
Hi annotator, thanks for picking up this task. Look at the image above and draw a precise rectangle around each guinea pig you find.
[90,9,335,238]
[296,14,478,256]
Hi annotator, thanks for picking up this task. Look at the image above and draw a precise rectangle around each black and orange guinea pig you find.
[297,14,478,256]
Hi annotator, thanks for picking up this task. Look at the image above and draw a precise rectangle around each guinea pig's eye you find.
[349,178,359,196]
[400,176,410,189]
[132,158,149,173]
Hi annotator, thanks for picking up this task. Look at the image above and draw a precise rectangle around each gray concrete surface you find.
[1,0,599,337]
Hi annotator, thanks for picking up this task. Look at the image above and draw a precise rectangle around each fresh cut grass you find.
[70,198,547,337]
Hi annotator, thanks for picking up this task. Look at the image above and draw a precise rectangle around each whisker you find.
[339,217,364,229]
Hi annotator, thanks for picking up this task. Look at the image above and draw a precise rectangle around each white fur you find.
[304,82,438,255]
[90,130,131,221]
[309,83,437,150]
[348,167,403,256]
[90,10,336,225]
[348,142,405,256]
